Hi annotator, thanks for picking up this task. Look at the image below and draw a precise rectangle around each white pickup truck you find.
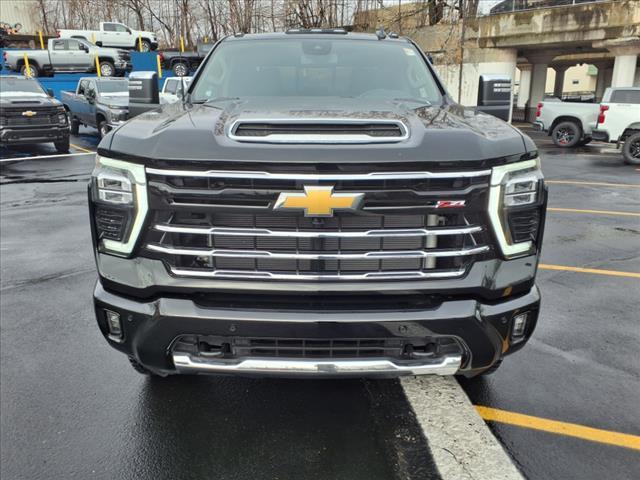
[592,87,640,165]
[534,98,599,148]
[58,22,158,52]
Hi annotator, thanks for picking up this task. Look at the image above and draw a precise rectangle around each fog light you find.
[511,312,529,340]
[105,310,123,339]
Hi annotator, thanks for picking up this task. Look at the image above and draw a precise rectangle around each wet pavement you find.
[0,145,436,479]
[1,126,639,479]
[462,125,640,479]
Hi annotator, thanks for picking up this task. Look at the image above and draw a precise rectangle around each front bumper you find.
[0,125,69,145]
[533,121,544,132]
[115,61,132,73]
[94,281,541,377]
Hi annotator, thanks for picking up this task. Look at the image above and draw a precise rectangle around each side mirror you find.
[47,89,54,97]
[82,45,89,52]
[86,91,95,103]
[126,28,132,34]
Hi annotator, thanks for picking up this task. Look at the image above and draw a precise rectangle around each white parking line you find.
[401,376,523,480]
[0,152,95,163]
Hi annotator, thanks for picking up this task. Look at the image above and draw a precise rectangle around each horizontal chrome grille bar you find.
[169,268,467,281]
[146,243,490,260]
[146,168,491,181]
[153,224,483,238]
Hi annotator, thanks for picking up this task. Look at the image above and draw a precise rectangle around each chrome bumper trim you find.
[172,353,462,376]
[168,267,467,280]
[146,243,490,260]
[153,224,484,238]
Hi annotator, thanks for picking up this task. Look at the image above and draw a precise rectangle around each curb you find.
[401,376,524,480]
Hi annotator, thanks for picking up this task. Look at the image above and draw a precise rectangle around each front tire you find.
[98,119,110,139]
[54,138,70,153]
[622,132,640,165]
[139,39,151,52]
[552,121,582,148]
[172,61,189,77]
[70,117,80,135]
[20,63,39,77]
[99,60,115,77]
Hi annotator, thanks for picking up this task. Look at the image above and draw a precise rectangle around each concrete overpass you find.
[413,0,640,120]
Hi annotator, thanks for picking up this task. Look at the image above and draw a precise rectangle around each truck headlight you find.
[90,155,147,256]
[109,109,127,121]
[489,158,546,258]
[56,106,67,124]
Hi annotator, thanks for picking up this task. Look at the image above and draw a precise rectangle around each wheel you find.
[128,356,159,376]
[20,63,39,77]
[99,60,115,77]
[70,117,80,135]
[98,119,110,139]
[172,61,189,77]
[622,132,640,165]
[551,121,582,148]
[578,136,592,146]
[54,138,70,153]
[139,39,151,52]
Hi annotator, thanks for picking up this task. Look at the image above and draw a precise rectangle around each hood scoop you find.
[228,118,408,144]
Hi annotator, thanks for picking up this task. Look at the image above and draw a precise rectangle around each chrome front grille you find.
[142,165,494,281]
[1,107,58,126]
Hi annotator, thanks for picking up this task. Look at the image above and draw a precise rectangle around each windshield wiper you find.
[192,96,240,105]
[392,98,432,106]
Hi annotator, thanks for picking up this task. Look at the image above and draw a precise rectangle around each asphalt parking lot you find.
[1,124,639,479]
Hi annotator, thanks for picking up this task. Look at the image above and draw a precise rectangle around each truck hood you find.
[98,94,128,108]
[91,47,128,56]
[105,97,535,164]
[0,94,61,108]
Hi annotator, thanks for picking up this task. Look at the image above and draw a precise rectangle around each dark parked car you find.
[89,30,546,378]
[0,75,70,152]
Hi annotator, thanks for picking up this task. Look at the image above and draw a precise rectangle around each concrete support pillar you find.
[553,66,567,98]
[527,62,550,122]
[524,52,557,122]
[593,37,640,88]
[611,54,638,87]
[517,64,532,108]
[593,62,612,102]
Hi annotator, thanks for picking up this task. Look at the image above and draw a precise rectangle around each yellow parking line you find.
[539,264,640,278]
[70,143,95,154]
[548,207,640,217]
[475,406,640,451]
[546,180,640,188]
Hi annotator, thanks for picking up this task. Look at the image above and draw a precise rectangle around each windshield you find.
[0,77,46,96]
[98,80,129,94]
[191,38,442,104]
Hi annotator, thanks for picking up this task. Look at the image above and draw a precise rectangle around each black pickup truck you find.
[89,31,546,378]
[0,75,70,152]
[159,42,213,76]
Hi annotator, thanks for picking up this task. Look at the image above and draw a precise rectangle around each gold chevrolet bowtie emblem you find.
[22,110,37,117]
[274,186,364,217]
